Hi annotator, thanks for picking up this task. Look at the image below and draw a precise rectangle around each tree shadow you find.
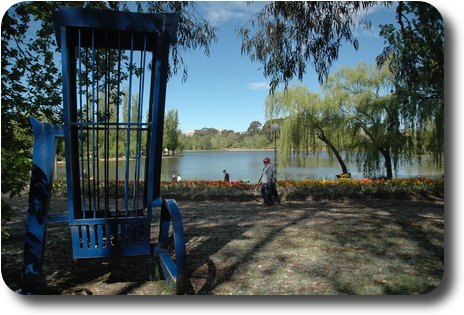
[313,199,444,295]
[180,200,317,294]
[180,199,444,295]
[2,196,444,295]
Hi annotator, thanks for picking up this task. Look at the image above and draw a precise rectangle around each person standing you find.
[260,157,274,205]
[223,170,230,182]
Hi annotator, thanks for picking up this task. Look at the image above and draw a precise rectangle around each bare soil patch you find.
[1,193,444,295]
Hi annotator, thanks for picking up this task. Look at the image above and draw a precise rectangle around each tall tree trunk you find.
[380,147,393,179]
[316,127,348,174]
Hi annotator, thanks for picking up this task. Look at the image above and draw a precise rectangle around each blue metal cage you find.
[20,7,186,294]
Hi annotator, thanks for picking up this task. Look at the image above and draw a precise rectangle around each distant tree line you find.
[179,120,283,151]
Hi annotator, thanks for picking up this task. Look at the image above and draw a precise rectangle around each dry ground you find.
[1,193,444,295]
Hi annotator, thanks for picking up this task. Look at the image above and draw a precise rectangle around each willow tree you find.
[265,84,349,174]
[323,63,403,179]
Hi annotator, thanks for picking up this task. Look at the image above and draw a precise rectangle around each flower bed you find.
[51,177,444,201]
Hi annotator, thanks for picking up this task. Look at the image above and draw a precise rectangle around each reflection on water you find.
[55,150,443,183]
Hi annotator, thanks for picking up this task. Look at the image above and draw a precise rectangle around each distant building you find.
[185,129,197,136]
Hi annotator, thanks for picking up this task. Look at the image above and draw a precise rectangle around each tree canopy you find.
[237,1,388,92]
[267,59,441,179]
[163,109,181,155]
[323,63,402,178]
[255,1,444,177]
[376,1,444,166]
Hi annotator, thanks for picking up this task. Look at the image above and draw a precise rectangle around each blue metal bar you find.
[124,33,135,216]
[146,33,170,212]
[115,31,122,213]
[133,34,148,215]
[90,29,98,219]
[68,122,152,126]
[45,214,69,223]
[77,28,88,218]
[71,217,149,225]
[59,23,83,224]
[102,30,109,217]
[20,118,64,295]
[53,7,171,40]
[154,199,186,294]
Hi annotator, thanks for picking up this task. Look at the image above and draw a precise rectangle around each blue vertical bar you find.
[125,33,135,216]
[60,24,81,223]
[147,30,170,219]
[20,118,63,294]
[91,29,98,218]
[115,31,122,214]
[103,30,110,217]
[134,34,148,215]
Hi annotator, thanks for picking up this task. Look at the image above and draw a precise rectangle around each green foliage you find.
[179,121,275,151]
[324,63,403,178]
[1,148,32,198]
[163,109,181,155]
[247,121,262,135]
[266,83,348,172]
[131,1,218,82]
[266,60,442,179]
[376,1,444,166]
[1,148,32,241]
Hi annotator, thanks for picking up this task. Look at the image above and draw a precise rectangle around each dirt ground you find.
[1,192,444,295]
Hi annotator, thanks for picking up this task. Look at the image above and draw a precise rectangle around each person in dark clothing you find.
[223,170,230,182]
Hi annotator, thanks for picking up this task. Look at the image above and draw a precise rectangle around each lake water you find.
[55,150,443,183]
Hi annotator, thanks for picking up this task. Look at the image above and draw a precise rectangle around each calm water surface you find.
[56,150,443,183]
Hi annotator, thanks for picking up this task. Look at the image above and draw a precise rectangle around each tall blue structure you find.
[20,7,186,294]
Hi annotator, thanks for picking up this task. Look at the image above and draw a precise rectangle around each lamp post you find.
[271,123,280,179]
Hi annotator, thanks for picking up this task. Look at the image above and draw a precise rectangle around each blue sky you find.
[165,1,400,133]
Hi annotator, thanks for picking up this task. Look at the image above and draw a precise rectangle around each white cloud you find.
[197,1,265,26]
[352,3,399,38]
[353,24,380,39]
[247,82,269,90]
